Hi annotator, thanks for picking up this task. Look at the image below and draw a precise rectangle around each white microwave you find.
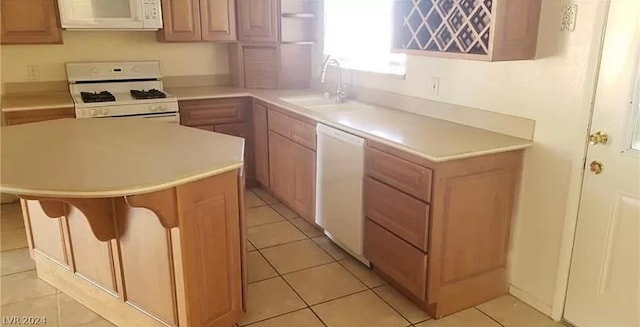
[58,0,163,31]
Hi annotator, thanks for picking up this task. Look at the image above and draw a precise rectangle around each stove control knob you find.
[150,105,158,112]
[89,109,97,117]
[157,106,167,112]
[101,109,109,116]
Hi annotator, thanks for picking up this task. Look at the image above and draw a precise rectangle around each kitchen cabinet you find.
[392,0,542,61]
[159,0,236,42]
[230,0,316,89]
[268,131,292,201]
[289,142,315,222]
[229,43,312,89]
[266,107,316,223]
[179,98,255,183]
[237,0,278,42]
[3,107,76,126]
[19,170,243,327]
[1,0,62,45]
[252,101,270,187]
[215,123,255,183]
[363,140,524,318]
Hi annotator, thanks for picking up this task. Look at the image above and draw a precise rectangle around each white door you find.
[564,1,640,327]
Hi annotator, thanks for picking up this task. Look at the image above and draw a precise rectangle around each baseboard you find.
[509,284,554,318]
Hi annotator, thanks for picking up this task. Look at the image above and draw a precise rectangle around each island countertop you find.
[0,118,244,198]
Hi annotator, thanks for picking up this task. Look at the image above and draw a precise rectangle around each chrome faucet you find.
[320,56,347,103]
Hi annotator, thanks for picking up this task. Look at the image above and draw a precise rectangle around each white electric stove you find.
[67,61,179,123]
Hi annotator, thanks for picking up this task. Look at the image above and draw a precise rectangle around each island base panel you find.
[20,169,244,327]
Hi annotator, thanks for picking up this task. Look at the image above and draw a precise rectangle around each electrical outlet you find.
[561,4,578,32]
[431,77,440,96]
[27,65,40,81]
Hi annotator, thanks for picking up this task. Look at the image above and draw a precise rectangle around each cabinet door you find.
[160,0,202,41]
[268,131,292,202]
[215,123,255,183]
[177,171,242,327]
[1,0,62,44]
[243,46,278,89]
[24,200,68,266]
[253,102,270,187]
[237,0,278,42]
[200,0,237,41]
[290,142,315,223]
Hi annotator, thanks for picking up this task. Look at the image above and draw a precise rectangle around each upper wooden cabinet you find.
[201,0,237,41]
[1,0,62,45]
[237,0,279,42]
[392,0,542,61]
[159,0,236,42]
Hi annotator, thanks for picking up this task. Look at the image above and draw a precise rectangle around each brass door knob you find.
[590,160,604,174]
[589,131,609,145]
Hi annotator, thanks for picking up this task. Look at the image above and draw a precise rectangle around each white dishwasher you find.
[315,123,368,265]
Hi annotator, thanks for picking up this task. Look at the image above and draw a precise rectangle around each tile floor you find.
[0,189,569,327]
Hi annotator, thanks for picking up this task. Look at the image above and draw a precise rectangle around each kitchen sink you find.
[279,95,373,112]
[279,95,338,108]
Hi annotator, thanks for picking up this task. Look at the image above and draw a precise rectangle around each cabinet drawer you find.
[4,107,76,126]
[364,219,428,301]
[268,110,316,150]
[365,177,429,251]
[365,147,432,202]
[179,98,248,126]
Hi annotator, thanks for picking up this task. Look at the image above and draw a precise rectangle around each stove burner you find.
[130,89,167,100]
[81,91,116,103]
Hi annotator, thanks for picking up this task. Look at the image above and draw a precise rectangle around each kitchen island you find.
[1,118,247,327]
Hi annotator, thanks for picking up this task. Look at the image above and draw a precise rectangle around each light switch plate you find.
[561,4,578,32]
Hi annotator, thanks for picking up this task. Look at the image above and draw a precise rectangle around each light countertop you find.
[0,118,244,198]
[168,87,533,162]
[1,91,74,111]
[2,86,533,163]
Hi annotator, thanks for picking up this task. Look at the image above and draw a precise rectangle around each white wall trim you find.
[549,0,611,321]
[509,285,553,317]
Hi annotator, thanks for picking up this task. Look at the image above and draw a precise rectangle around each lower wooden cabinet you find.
[363,141,524,318]
[215,123,255,182]
[1,0,62,45]
[252,101,270,187]
[20,170,244,327]
[364,219,428,301]
[3,107,76,126]
[179,98,255,184]
[268,131,292,201]
[267,110,316,223]
[289,141,316,221]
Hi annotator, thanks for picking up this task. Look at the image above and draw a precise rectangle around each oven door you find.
[109,113,180,124]
[58,0,162,30]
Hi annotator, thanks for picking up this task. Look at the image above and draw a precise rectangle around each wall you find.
[0,31,229,87]
[339,0,608,316]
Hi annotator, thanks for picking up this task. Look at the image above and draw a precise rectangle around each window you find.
[324,0,406,76]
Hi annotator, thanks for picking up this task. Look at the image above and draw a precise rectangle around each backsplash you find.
[0,31,229,89]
